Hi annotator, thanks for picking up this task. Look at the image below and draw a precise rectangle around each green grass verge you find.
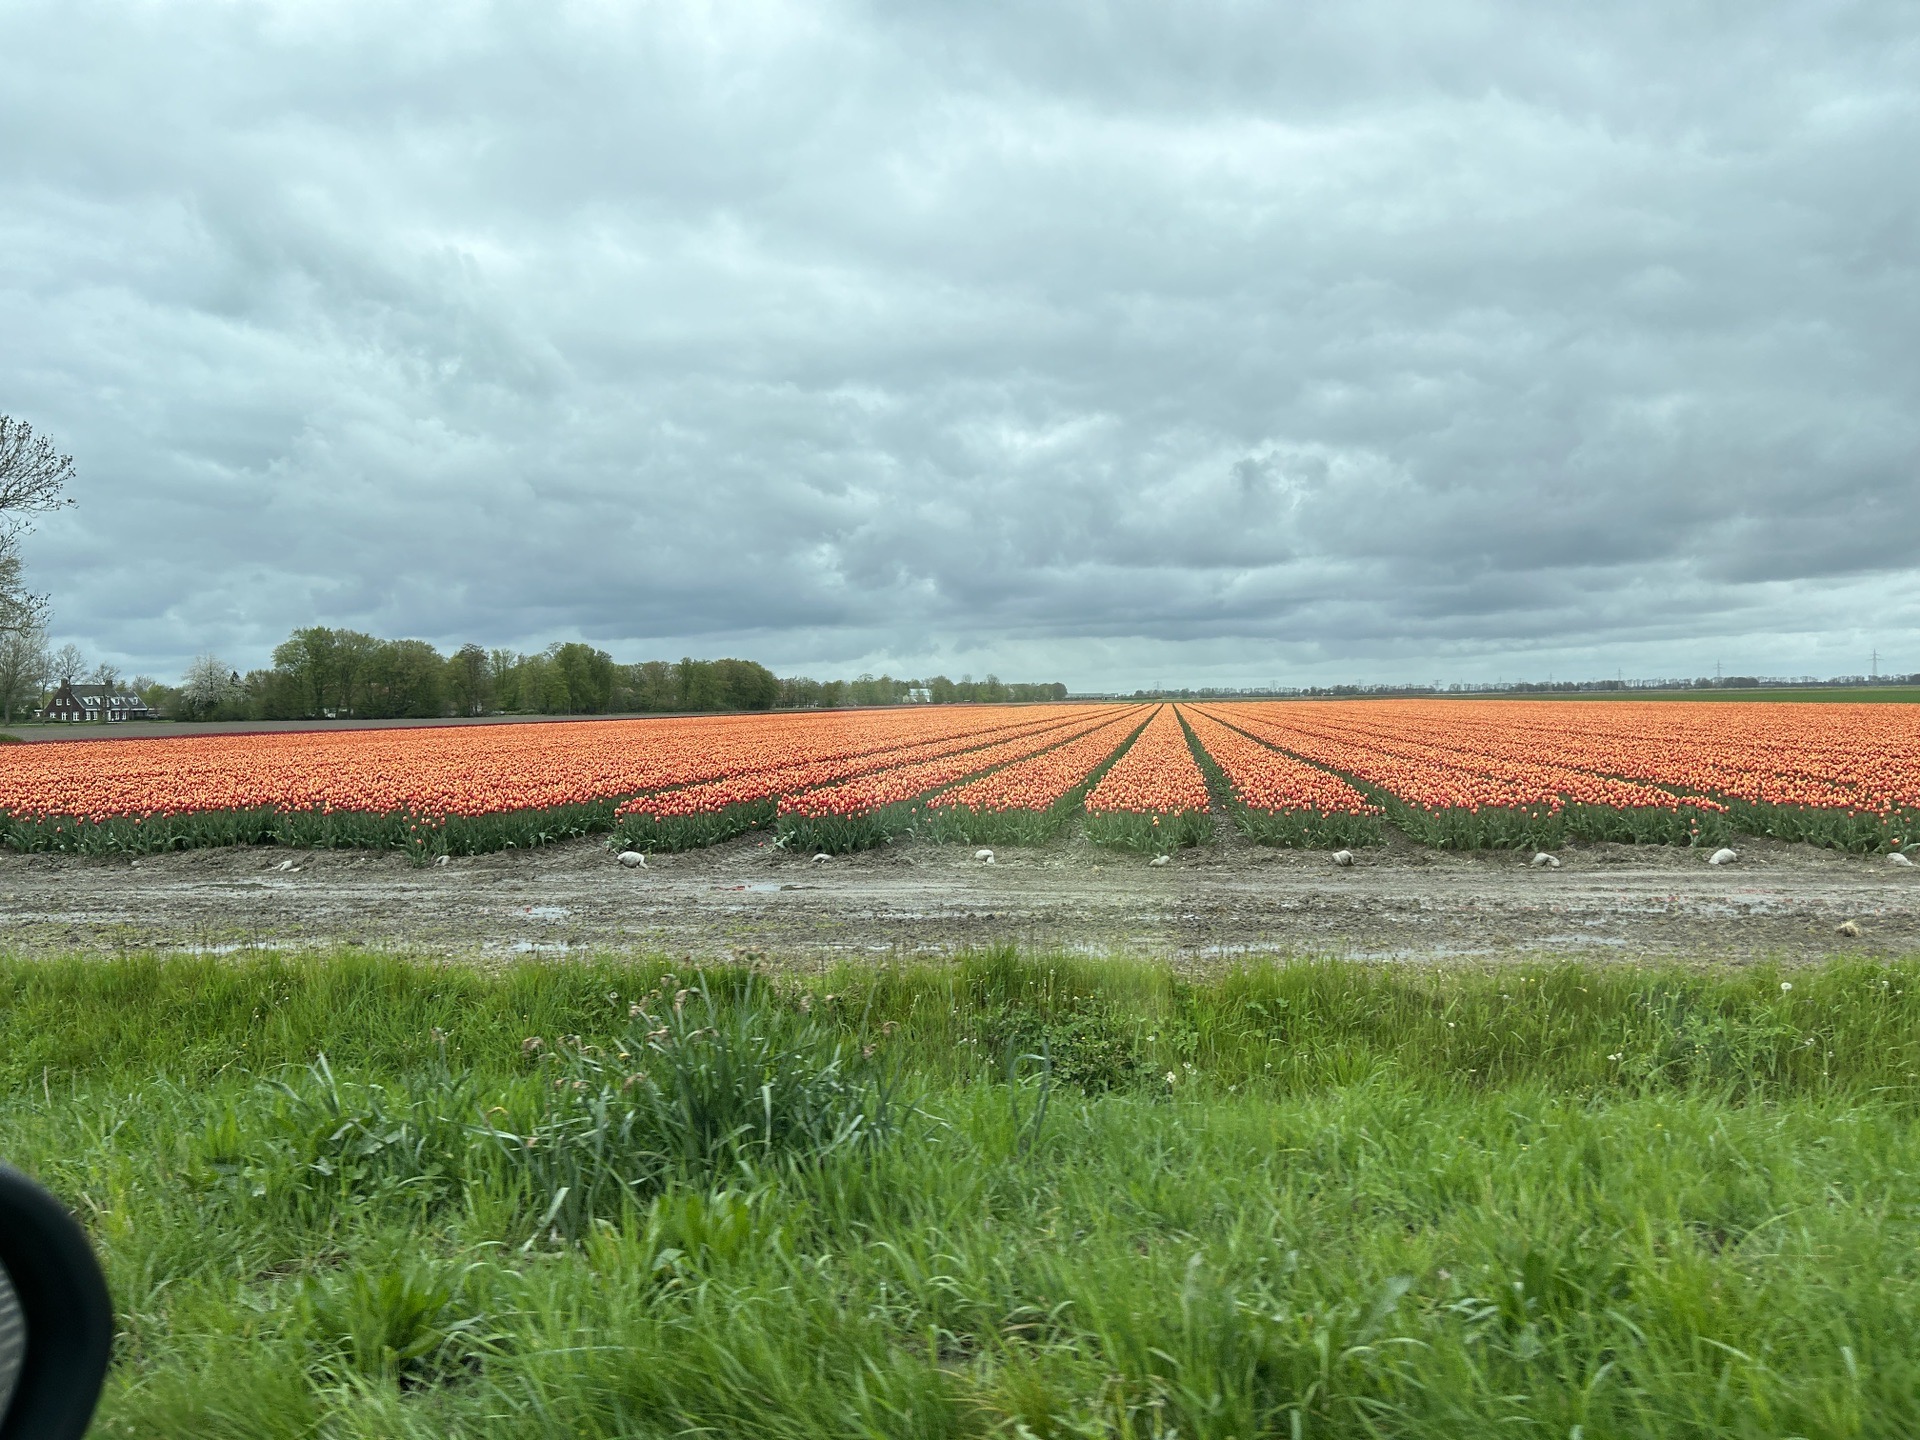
[7,949,1920,1435]
[9,949,1920,1436]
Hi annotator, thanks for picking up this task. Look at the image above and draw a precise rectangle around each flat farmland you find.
[11,699,1920,1438]
[2,698,1916,963]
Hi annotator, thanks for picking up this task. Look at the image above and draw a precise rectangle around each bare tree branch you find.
[0,416,77,531]
[0,551,48,635]
[0,416,73,635]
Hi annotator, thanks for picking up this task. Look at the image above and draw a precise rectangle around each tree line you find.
[116,627,1067,722]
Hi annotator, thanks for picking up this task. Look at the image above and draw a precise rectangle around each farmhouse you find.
[40,679,157,723]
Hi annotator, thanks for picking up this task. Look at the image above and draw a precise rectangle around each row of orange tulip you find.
[6,696,1913,858]
[1393,701,1920,815]
[930,709,1152,816]
[1083,705,1211,817]
[617,707,1114,824]
[1181,706,1379,817]
[1202,702,1726,818]
[0,706,1101,826]
[779,708,1141,821]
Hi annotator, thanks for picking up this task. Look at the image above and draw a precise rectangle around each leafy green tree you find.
[333,630,381,715]
[246,667,305,720]
[713,658,778,710]
[447,644,491,716]
[551,643,615,713]
[623,660,676,711]
[362,639,446,718]
[537,659,572,714]
[272,627,340,716]
[488,650,524,712]
[677,657,721,711]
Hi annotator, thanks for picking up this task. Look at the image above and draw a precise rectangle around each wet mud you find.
[3,820,1917,969]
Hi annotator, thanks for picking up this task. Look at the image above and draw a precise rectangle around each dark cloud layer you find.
[2,0,1915,688]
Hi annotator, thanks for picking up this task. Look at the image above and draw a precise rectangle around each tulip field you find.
[0,698,1916,860]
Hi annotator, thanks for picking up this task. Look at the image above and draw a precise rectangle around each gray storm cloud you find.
[1,0,1914,688]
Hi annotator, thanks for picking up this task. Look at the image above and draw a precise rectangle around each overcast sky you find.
[2,1,1915,691]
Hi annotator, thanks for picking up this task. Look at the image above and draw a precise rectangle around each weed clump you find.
[498,978,906,1235]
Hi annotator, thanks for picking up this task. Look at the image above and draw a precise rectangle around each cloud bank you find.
[2,0,1915,688]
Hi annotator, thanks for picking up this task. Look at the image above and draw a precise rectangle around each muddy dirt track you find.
[3,819,1917,969]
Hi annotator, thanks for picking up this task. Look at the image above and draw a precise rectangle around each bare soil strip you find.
[3,822,1916,966]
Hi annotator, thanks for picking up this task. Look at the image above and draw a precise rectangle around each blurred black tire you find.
[0,1164,112,1440]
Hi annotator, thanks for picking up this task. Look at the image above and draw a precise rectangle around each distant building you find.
[40,679,157,723]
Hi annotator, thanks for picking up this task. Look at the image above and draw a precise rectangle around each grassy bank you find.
[5,949,1920,1438]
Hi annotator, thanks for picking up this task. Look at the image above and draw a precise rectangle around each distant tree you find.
[535,657,571,714]
[677,657,722,711]
[90,659,121,690]
[551,643,616,713]
[624,660,676,712]
[180,654,239,720]
[244,668,304,720]
[362,639,446,718]
[447,643,492,716]
[777,675,824,709]
[714,658,779,710]
[333,630,380,715]
[488,649,524,712]
[273,627,339,716]
[0,622,48,723]
[271,626,383,716]
[47,641,85,687]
